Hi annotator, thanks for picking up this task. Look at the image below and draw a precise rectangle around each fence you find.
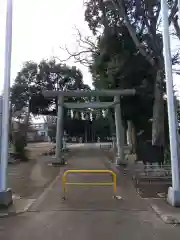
[62,169,117,199]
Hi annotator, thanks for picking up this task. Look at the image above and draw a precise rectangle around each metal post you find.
[0,97,3,174]
[178,0,180,26]
[0,0,13,206]
[127,121,132,146]
[54,96,64,165]
[161,0,180,207]
[114,96,125,165]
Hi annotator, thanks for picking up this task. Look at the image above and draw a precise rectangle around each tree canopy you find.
[82,0,180,144]
[10,0,180,147]
[11,59,90,117]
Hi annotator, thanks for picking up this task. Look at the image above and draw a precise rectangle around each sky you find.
[0,0,93,94]
[0,0,180,107]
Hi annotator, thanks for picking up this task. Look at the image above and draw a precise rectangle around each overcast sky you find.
[0,0,180,95]
[0,0,93,94]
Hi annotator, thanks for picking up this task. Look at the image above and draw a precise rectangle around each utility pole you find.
[161,0,180,207]
[0,0,13,207]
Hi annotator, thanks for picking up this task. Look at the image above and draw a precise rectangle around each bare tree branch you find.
[56,27,97,67]
[113,0,155,66]
[169,0,178,25]
[110,0,179,67]
[172,15,180,40]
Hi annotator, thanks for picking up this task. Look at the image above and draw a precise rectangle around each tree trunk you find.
[99,0,109,36]
[131,122,136,154]
[152,69,165,147]
[124,126,127,145]
[9,104,13,144]
[22,103,31,146]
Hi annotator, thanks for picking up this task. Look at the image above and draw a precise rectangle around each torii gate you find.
[1,0,180,208]
[43,89,136,166]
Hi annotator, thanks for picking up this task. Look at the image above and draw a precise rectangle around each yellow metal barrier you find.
[62,169,117,199]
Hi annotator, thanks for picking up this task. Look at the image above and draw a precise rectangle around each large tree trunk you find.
[152,69,165,147]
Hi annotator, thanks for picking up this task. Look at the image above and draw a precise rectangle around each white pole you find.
[161,0,180,190]
[0,0,13,192]
[178,0,180,25]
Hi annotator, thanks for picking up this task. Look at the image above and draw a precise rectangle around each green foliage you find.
[84,0,180,145]
[14,136,29,161]
[49,116,111,142]
[176,97,180,127]
[10,61,38,112]
[11,59,90,117]
[90,29,154,88]
[89,28,154,131]
[83,0,180,145]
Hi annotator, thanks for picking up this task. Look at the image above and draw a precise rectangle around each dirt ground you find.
[7,142,59,199]
[26,142,55,159]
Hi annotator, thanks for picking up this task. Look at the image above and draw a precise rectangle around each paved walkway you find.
[1,147,180,239]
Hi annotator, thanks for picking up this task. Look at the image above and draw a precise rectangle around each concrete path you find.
[1,148,180,239]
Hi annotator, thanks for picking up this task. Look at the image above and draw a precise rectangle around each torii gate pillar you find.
[53,96,65,166]
[114,96,125,165]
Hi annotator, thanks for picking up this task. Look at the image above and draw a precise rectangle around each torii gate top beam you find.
[43,89,136,98]
[64,102,115,109]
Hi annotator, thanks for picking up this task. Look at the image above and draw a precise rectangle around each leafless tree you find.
[57,27,98,67]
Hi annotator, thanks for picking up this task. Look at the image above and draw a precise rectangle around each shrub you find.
[14,136,29,161]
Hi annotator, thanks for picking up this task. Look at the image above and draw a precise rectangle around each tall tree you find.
[30,59,90,115]
[11,61,38,113]
[85,3,154,140]
[105,0,180,146]
[85,0,180,147]
[11,59,90,144]
[10,61,38,145]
